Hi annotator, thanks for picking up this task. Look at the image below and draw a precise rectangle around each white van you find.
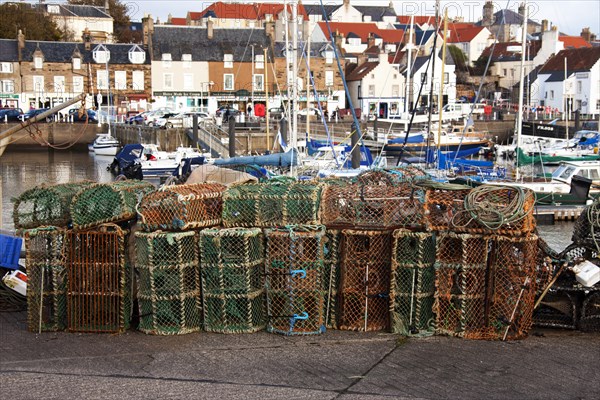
[442,103,485,115]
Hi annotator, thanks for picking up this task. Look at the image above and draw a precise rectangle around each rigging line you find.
[318,0,369,166]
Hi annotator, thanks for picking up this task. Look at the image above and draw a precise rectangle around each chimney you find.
[482,1,494,27]
[518,3,526,19]
[207,18,214,40]
[367,33,376,49]
[541,19,548,32]
[343,0,350,8]
[335,31,344,52]
[581,27,592,42]
[17,29,25,61]
[142,15,154,48]
[82,27,92,50]
[265,20,275,40]
[104,0,110,13]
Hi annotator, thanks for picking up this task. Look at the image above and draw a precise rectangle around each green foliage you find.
[0,3,64,41]
[68,0,137,43]
[448,45,468,70]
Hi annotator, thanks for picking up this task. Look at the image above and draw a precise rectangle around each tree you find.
[68,0,136,43]
[447,45,468,71]
[0,3,64,41]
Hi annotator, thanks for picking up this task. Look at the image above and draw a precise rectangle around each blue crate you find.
[0,234,23,270]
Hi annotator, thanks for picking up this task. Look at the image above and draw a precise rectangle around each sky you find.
[118,0,600,36]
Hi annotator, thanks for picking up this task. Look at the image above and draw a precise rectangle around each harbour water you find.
[1,148,575,252]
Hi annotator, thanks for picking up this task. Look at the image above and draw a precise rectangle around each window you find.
[34,56,43,69]
[576,100,582,110]
[92,45,110,63]
[163,73,173,89]
[577,81,582,94]
[1,62,13,73]
[421,73,427,85]
[589,169,600,180]
[132,71,144,90]
[368,85,375,97]
[325,51,334,64]
[325,70,334,87]
[255,54,264,70]
[503,68,507,76]
[597,99,600,112]
[72,76,84,93]
[510,69,515,78]
[183,73,194,90]
[128,45,146,64]
[348,38,361,46]
[253,74,264,91]
[162,53,172,68]
[444,73,449,84]
[550,90,554,100]
[53,76,65,93]
[33,76,44,94]
[392,85,400,97]
[224,54,233,68]
[224,73,234,90]
[72,57,81,70]
[545,91,547,99]
[1,80,14,93]
[96,70,108,90]
[182,54,192,68]
[115,71,127,90]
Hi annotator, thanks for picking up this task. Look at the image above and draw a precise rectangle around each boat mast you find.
[564,57,569,143]
[291,0,299,176]
[437,8,449,156]
[515,0,528,181]
[404,15,414,116]
[426,0,440,166]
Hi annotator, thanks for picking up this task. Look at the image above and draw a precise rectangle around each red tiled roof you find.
[448,22,478,30]
[540,47,600,73]
[168,17,187,26]
[559,36,592,49]
[190,2,308,21]
[397,15,437,25]
[346,62,379,81]
[448,26,486,43]
[480,41,541,60]
[318,22,404,44]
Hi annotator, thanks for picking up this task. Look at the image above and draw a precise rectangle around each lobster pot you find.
[386,165,430,182]
[265,226,326,335]
[222,180,323,227]
[321,171,426,230]
[462,186,536,235]
[70,181,155,230]
[13,182,94,229]
[135,231,200,335]
[579,291,600,332]
[339,230,392,332]
[390,230,436,336]
[65,225,131,333]
[423,183,472,231]
[571,201,600,247]
[23,227,67,332]
[533,290,579,330]
[138,183,226,232]
[199,228,265,334]
[435,233,490,338]
[487,235,538,340]
[323,229,341,329]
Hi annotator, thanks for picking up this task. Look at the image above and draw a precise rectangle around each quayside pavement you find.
[1,311,598,400]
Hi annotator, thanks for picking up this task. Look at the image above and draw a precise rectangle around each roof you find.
[273,41,331,59]
[448,26,487,43]
[303,4,339,19]
[480,41,541,62]
[0,40,18,62]
[44,4,111,19]
[539,47,600,74]
[545,71,570,82]
[152,26,271,62]
[168,17,188,26]
[559,36,592,49]
[345,62,379,81]
[318,22,404,44]
[480,9,541,26]
[397,16,437,25]
[404,49,455,77]
[353,5,397,21]
[190,2,308,21]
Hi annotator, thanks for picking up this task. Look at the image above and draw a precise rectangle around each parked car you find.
[156,112,213,129]
[126,111,150,125]
[0,108,24,122]
[268,107,284,119]
[20,108,53,122]
[67,108,98,123]
[298,107,322,118]
[145,110,175,126]
[215,106,240,118]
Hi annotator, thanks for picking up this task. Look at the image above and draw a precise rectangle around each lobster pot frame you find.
[461,186,536,236]
[390,230,436,336]
[533,290,580,330]
[23,227,67,332]
[265,226,326,335]
[70,181,155,230]
[135,231,201,335]
[571,201,600,247]
[323,229,341,329]
[579,291,600,332]
[321,180,426,230]
[435,233,490,338]
[65,225,131,333]
[13,182,93,229]
[200,228,265,334]
[222,180,323,227]
[138,183,226,232]
[423,184,472,231]
[339,230,392,332]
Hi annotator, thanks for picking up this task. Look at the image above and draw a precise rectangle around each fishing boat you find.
[90,133,119,156]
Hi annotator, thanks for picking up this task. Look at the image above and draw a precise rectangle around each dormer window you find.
[47,4,60,14]
[92,44,110,64]
[34,56,43,69]
[348,37,361,46]
[162,53,172,68]
[255,54,264,69]
[224,54,233,68]
[128,45,146,64]
[182,54,192,68]
[72,56,81,70]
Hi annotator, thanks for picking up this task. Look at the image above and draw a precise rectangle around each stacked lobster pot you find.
[135,183,226,335]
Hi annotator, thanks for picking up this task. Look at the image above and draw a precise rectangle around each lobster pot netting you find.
[222,180,322,227]
[579,291,600,332]
[460,186,536,235]
[138,183,226,232]
[70,180,155,229]
[533,290,580,330]
[435,233,490,338]
[23,227,67,332]
[321,177,426,230]
[323,230,341,329]
[135,231,201,335]
[339,230,392,332]
[200,228,265,333]
[265,226,326,335]
[385,166,430,183]
[65,225,131,333]
[571,201,600,247]
[422,184,473,231]
[13,182,94,229]
[390,230,436,336]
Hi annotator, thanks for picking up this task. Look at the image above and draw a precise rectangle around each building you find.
[43,2,114,43]
[447,24,494,66]
[478,1,541,42]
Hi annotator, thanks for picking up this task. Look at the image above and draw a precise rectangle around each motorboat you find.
[90,133,120,156]
[537,130,599,157]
